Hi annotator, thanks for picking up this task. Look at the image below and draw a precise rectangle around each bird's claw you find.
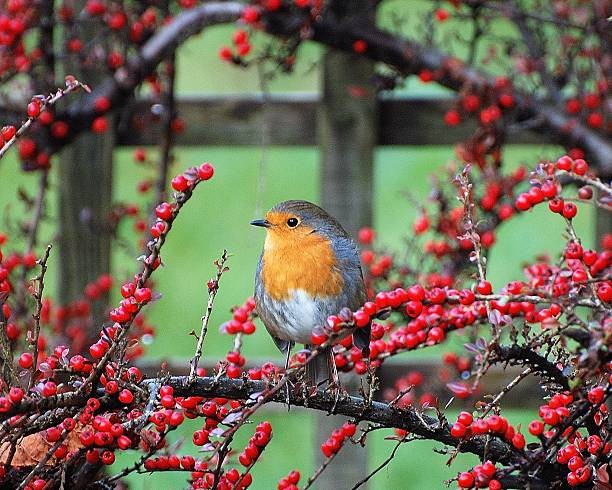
[284,379,296,411]
[325,381,346,414]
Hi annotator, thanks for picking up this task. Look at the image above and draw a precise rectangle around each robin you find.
[250,200,369,387]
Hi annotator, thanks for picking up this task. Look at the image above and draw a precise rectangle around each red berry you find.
[171,174,190,192]
[565,98,581,114]
[515,193,531,211]
[567,455,584,472]
[444,110,461,126]
[27,100,41,118]
[357,227,375,244]
[562,202,577,219]
[101,450,115,465]
[462,95,480,112]
[578,186,592,200]
[435,8,449,21]
[9,387,24,403]
[573,159,588,175]
[586,112,603,128]
[242,6,259,23]
[46,426,62,442]
[352,40,367,54]
[557,156,573,171]
[42,381,57,397]
[528,420,544,436]
[457,411,473,426]
[450,422,467,438]
[342,422,356,438]
[134,287,152,303]
[458,472,475,488]
[193,429,209,446]
[499,93,514,108]
[18,138,37,159]
[51,121,69,139]
[476,281,492,295]
[118,389,134,404]
[548,198,564,214]
[588,386,605,404]
[1,125,16,141]
[94,96,111,113]
[540,181,557,199]
[219,46,233,61]
[197,162,214,180]
[597,284,612,302]
[18,352,33,369]
[512,432,525,449]
[91,116,108,133]
[353,310,370,328]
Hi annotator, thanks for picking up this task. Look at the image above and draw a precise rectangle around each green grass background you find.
[0,3,597,486]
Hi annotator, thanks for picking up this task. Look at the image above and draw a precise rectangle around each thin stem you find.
[351,435,406,489]
[28,244,52,390]
[189,249,230,381]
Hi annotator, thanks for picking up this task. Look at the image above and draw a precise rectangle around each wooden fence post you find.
[316,1,378,487]
[58,14,114,347]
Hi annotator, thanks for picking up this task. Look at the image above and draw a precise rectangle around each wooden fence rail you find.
[117,93,543,147]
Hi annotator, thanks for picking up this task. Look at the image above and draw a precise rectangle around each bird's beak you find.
[250,219,271,228]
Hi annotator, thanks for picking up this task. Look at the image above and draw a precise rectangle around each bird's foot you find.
[325,381,346,414]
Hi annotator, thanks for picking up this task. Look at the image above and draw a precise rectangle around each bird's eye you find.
[287,218,299,228]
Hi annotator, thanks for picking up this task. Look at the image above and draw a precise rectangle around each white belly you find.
[277,289,320,344]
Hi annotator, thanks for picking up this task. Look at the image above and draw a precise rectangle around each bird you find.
[250,200,369,388]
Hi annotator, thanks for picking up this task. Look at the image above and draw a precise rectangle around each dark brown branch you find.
[163,376,523,465]
[53,2,243,151]
[490,345,569,390]
[44,2,611,176]
[263,10,612,175]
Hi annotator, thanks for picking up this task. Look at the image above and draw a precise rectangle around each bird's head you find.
[250,200,347,250]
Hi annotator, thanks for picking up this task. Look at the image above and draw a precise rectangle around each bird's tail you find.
[305,346,333,388]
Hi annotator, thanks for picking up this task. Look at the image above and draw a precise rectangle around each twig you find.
[77,170,204,396]
[0,78,89,160]
[479,368,532,418]
[303,441,347,490]
[189,249,230,381]
[28,244,52,389]
[0,294,17,387]
[351,435,407,489]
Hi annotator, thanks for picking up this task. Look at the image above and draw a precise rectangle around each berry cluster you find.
[443,78,515,130]
[457,461,501,489]
[450,411,526,451]
[515,155,597,219]
[277,470,301,490]
[320,422,356,457]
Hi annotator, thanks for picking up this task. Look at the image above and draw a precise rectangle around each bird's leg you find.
[283,341,294,410]
[284,343,292,372]
[326,348,342,413]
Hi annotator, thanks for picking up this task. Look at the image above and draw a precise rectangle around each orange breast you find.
[261,230,343,301]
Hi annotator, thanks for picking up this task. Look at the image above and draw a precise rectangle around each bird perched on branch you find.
[251,200,369,387]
